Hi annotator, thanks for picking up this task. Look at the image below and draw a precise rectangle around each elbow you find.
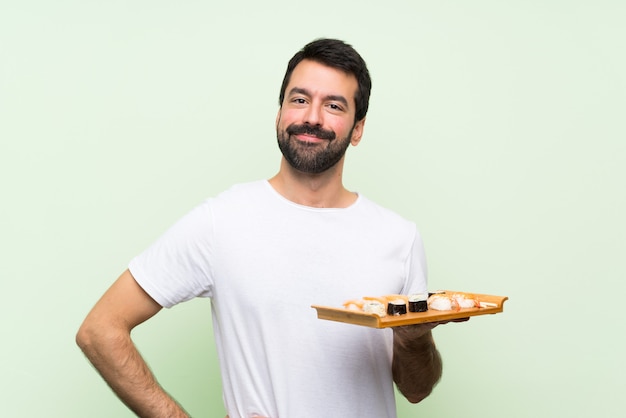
[393,356,442,404]
[405,389,432,404]
[75,320,95,354]
[395,367,441,404]
[396,379,438,404]
[76,316,132,359]
[75,317,111,355]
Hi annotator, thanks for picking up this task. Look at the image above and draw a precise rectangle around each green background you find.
[1,1,624,416]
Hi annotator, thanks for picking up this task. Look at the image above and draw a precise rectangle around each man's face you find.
[276,60,364,174]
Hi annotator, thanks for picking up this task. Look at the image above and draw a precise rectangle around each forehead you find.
[286,60,358,104]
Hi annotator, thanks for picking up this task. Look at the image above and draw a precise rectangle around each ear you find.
[350,118,366,146]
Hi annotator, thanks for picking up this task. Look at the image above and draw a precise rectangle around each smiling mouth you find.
[286,124,336,141]
[295,133,327,144]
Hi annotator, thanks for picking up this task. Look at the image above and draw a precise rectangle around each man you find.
[77,38,446,418]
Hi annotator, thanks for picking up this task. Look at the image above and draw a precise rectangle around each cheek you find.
[332,119,353,136]
[277,109,298,129]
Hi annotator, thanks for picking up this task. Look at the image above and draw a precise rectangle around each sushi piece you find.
[387,299,408,316]
[428,294,453,311]
[428,290,445,297]
[362,301,387,317]
[342,299,365,310]
[408,293,429,312]
[451,293,478,309]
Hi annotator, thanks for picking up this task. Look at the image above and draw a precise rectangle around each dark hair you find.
[278,38,372,122]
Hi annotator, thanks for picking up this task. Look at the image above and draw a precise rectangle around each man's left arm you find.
[391,323,443,403]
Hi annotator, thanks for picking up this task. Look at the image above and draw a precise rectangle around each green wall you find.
[1,1,624,417]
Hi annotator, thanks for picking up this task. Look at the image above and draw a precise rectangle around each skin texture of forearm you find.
[392,327,443,403]
[76,270,189,418]
[76,325,189,418]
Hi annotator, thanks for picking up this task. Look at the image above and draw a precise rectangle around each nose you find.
[303,103,323,127]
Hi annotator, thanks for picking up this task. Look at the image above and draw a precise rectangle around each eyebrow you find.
[288,87,350,108]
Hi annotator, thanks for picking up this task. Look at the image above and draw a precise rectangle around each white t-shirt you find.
[129,180,428,418]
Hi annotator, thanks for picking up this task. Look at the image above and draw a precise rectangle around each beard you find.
[276,123,354,174]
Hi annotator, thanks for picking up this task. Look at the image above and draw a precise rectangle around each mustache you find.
[286,124,336,141]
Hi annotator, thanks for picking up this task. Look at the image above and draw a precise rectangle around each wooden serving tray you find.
[312,291,508,328]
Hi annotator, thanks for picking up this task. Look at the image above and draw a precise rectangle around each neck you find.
[268,157,357,208]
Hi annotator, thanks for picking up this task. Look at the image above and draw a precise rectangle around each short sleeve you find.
[128,200,214,308]
[401,225,428,296]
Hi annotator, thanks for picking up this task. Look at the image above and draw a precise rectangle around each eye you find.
[327,103,344,112]
[292,97,307,104]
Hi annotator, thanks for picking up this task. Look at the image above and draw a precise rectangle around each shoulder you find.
[201,180,276,220]
[356,195,416,228]
[352,195,420,243]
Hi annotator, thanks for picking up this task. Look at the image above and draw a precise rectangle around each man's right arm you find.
[76,269,189,418]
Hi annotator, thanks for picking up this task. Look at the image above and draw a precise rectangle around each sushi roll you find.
[428,290,445,297]
[387,299,408,316]
[408,293,429,312]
